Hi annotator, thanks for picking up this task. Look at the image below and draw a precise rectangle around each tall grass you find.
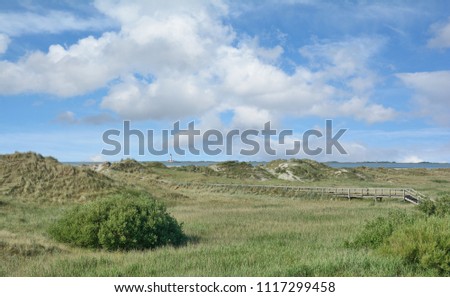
[1,192,421,276]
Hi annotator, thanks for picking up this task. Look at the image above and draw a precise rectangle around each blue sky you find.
[0,0,450,162]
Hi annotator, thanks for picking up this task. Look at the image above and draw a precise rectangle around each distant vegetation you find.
[173,159,367,182]
[144,161,167,169]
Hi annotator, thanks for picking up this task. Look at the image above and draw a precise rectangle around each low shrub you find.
[49,192,187,250]
[419,196,450,217]
[380,216,450,275]
[418,199,437,217]
[346,211,416,249]
[347,206,449,276]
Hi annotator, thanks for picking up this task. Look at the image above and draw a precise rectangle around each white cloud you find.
[0,0,396,126]
[231,106,274,129]
[401,155,424,163]
[0,33,122,96]
[0,0,231,98]
[90,154,107,162]
[428,18,450,49]
[298,96,396,124]
[0,34,10,54]
[0,10,114,36]
[397,71,450,125]
[101,75,216,120]
[299,37,384,92]
[336,97,396,124]
[210,37,395,124]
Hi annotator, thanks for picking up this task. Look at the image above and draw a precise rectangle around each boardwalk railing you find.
[175,183,427,204]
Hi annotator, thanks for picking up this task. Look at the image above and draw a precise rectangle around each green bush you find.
[380,217,450,275]
[49,192,187,250]
[346,211,416,249]
[418,199,437,216]
[346,208,449,275]
[419,196,450,217]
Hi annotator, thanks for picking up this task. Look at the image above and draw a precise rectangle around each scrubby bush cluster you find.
[381,217,449,274]
[347,196,450,275]
[49,192,187,251]
[346,211,416,249]
[418,196,450,217]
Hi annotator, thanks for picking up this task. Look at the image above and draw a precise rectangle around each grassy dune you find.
[1,154,449,276]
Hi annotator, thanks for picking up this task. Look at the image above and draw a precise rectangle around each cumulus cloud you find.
[0,34,10,54]
[0,0,396,126]
[101,75,216,120]
[397,71,450,125]
[230,106,274,129]
[0,0,231,98]
[211,37,395,125]
[0,33,122,96]
[428,18,450,49]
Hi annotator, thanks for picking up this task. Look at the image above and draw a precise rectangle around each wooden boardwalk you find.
[176,183,427,204]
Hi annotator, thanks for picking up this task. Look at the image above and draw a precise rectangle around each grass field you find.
[1,156,449,276]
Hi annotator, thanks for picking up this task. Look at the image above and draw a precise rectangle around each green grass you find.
[0,191,426,276]
[1,156,450,276]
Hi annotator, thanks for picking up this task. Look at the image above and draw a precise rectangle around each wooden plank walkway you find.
[176,183,427,204]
